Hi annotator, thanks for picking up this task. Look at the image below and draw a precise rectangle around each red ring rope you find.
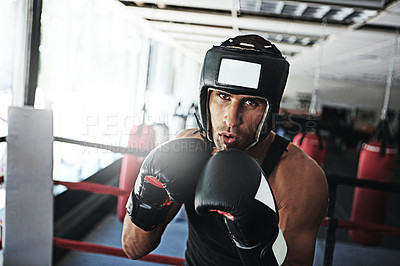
[53,237,184,265]
[56,180,400,237]
[54,180,130,197]
[321,217,400,236]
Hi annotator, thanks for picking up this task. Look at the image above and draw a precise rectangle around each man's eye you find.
[219,93,230,100]
[244,100,257,106]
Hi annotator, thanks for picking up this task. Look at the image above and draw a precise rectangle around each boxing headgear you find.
[199,34,289,148]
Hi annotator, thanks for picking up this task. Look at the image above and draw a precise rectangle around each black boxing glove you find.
[195,150,287,266]
[126,138,212,231]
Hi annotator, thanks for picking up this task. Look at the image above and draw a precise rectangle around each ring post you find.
[4,106,53,266]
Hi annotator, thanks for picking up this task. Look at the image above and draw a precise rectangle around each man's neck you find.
[245,131,276,164]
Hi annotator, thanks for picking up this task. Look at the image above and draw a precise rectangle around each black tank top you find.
[184,135,290,266]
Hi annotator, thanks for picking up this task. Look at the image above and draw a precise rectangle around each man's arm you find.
[121,137,212,260]
[121,204,181,259]
[273,148,328,266]
[279,205,325,266]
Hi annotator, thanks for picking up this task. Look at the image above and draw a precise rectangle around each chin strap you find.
[193,113,212,145]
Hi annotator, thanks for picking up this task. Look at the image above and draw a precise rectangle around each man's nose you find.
[223,101,242,128]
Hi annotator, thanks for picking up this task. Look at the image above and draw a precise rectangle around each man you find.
[122,35,328,266]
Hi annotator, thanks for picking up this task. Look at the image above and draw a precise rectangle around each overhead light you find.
[332,7,354,21]
[353,10,378,22]
[238,0,379,25]
[275,34,283,42]
[294,3,308,17]
[288,36,297,44]
[301,37,311,46]
[275,1,284,14]
[363,10,378,16]
[314,6,331,19]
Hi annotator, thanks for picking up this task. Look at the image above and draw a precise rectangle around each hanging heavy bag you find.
[349,119,397,246]
[293,118,327,167]
[117,106,156,222]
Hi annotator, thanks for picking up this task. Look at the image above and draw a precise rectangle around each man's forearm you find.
[121,203,181,259]
[121,214,164,259]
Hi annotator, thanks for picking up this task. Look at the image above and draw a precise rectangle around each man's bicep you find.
[278,196,326,265]
[278,187,327,265]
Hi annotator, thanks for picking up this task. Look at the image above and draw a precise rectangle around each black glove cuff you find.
[126,191,172,231]
[225,218,280,266]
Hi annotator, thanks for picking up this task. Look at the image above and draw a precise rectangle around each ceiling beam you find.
[121,8,203,63]
[150,21,235,37]
[122,0,233,11]
[150,20,314,57]
[167,32,226,44]
[304,0,388,9]
[126,6,346,37]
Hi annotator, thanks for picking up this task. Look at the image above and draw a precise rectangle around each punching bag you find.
[349,140,396,245]
[117,124,156,222]
[350,29,399,245]
[293,131,327,167]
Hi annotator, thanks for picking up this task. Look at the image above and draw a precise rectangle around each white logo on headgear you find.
[218,58,261,89]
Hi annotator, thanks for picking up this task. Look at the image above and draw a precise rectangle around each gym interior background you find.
[0,0,399,265]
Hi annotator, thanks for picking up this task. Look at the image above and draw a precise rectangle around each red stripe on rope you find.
[321,217,400,236]
[53,237,184,265]
[54,181,130,197]
[54,237,126,257]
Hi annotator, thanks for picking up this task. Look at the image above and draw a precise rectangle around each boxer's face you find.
[208,89,267,151]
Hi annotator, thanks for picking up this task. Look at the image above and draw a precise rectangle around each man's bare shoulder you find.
[175,128,203,139]
[280,143,326,183]
[271,142,328,212]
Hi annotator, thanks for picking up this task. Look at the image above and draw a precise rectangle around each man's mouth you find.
[220,133,238,145]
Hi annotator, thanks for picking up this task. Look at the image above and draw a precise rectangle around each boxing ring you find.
[0,106,399,266]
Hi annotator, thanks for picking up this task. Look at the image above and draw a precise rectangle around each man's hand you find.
[195,150,286,266]
[122,138,212,258]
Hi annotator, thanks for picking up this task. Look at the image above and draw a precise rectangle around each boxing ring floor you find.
[55,140,400,266]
